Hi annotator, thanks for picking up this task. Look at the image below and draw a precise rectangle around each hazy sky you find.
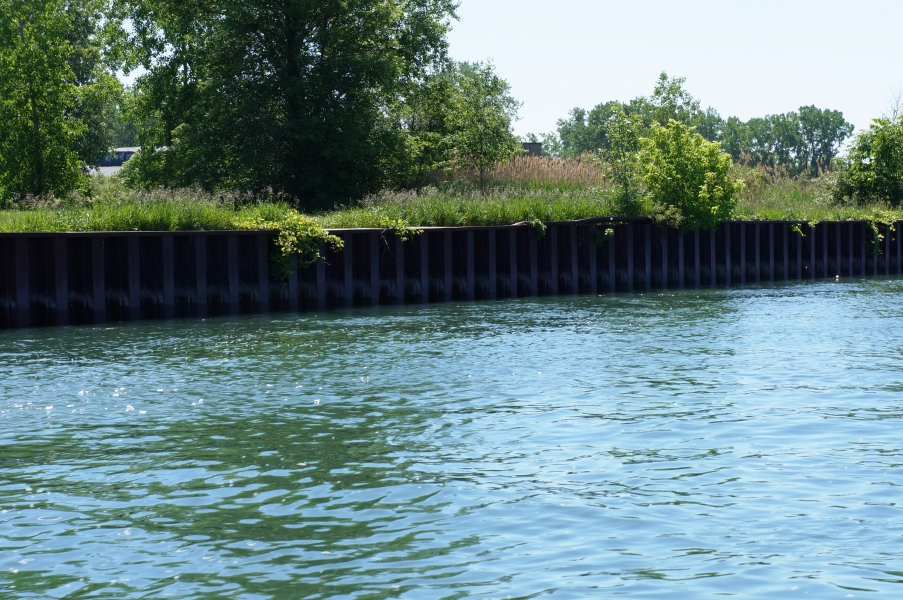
[446,0,903,137]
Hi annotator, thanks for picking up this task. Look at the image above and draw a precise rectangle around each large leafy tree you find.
[832,116,903,206]
[0,0,118,200]
[721,107,853,176]
[444,61,521,192]
[121,0,457,209]
[550,73,722,158]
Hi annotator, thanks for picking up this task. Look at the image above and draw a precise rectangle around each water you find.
[3,280,903,598]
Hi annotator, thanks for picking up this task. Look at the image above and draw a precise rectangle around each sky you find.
[445,0,903,138]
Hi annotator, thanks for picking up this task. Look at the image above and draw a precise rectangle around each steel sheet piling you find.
[466,230,475,300]
[740,223,746,284]
[529,232,538,296]
[444,231,453,301]
[608,234,616,293]
[645,224,652,291]
[626,224,634,292]
[14,238,28,328]
[92,237,106,323]
[227,235,239,314]
[54,238,68,325]
[126,237,140,320]
[725,224,731,287]
[258,235,270,312]
[316,243,326,309]
[849,223,854,277]
[395,234,405,304]
[662,227,669,289]
[755,223,761,283]
[678,231,685,289]
[550,225,559,295]
[420,232,429,303]
[488,230,497,299]
[369,233,379,304]
[570,225,579,294]
[769,223,775,282]
[509,229,518,298]
[162,236,175,318]
[588,225,597,294]
[285,250,297,312]
[783,225,789,280]
[694,232,701,287]
[710,230,716,287]
[343,232,354,307]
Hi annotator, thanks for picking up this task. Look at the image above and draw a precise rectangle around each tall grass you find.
[318,186,639,228]
[1,160,902,233]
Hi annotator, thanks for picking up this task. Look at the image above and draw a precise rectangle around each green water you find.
[3,280,903,598]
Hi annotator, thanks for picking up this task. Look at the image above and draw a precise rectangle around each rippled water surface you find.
[3,280,903,598]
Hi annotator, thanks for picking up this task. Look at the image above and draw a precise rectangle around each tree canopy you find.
[0,0,120,201]
[539,72,854,178]
[118,0,459,209]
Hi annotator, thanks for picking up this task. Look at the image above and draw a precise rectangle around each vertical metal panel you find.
[627,223,634,292]
[725,224,731,287]
[694,231,700,287]
[369,232,379,304]
[661,226,669,289]
[810,225,817,279]
[796,228,802,280]
[14,238,29,328]
[783,224,789,280]
[739,223,746,284]
[466,230,475,299]
[860,223,866,276]
[509,229,518,298]
[570,225,578,294]
[228,235,239,314]
[395,234,405,304]
[488,230,497,299]
[549,225,559,294]
[848,223,854,277]
[678,230,685,289]
[755,223,761,283]
[608,234,615,293]
[588,225,597,294]
[529,230,538,296]
[344,232,354,307]
[769,223,775,282]
[162,235,175,318]
[710,229,716,287]
[885,225,890,275]
[834,224,840,278]
[55,237,68,326]
[258,235,270,312]
[444,231,453,301]
[644,224,651,291]
[316,242,326,309]
[822,224,828,279]
[92,237,106,323]
[898,221,902,275]
[285,251,298,312]
[420,232,429,303]
[128,236,141,320]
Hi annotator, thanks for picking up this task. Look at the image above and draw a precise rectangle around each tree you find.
[832,117,903,206]
[0,0,122,202]
[552,73,722,159]
[445,61,521,192]
[600,107,642,215]
[639,120,741,232]
[120,0,457,209]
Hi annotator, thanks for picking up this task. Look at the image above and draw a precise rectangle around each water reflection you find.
[2,280,903,597]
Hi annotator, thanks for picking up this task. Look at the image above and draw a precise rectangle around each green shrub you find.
[639,120,741,231]
[831,117,903,206]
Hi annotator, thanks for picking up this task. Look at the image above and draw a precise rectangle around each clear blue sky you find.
[446,0,903,138]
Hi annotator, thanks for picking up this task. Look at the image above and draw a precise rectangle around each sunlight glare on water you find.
[2,279,903,598]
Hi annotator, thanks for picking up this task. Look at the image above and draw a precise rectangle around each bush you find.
[639,120,741,231]
[831,117,903,206]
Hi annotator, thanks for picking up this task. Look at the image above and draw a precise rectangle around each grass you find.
[1,160,902,233]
